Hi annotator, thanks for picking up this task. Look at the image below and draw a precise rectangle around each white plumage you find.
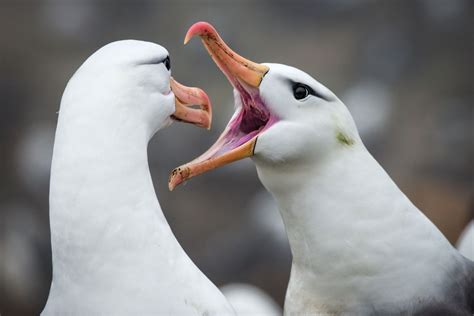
[458,221,474,261]
[42,40,234,315]
[251,64,474,315]
[221,283,281,316]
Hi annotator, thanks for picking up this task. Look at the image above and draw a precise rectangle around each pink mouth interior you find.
[191,81,278,162]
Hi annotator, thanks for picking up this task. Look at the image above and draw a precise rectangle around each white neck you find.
[255,143,460,314]
[44,98,233,314]
[48,105,171,303]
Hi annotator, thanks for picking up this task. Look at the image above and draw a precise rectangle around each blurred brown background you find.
[1,1,473,315]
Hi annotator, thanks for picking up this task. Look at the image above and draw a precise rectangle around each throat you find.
[49,127,171,287]
[256,147,458,309]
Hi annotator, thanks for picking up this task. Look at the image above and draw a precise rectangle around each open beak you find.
[170,77,212,129]
[169,22,276,191]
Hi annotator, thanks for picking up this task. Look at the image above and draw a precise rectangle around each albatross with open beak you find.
[42,40,234,315]
[169,22,474,315]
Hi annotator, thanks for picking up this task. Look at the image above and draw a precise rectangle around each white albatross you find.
[42,40,235,315]
[169,22,474,315]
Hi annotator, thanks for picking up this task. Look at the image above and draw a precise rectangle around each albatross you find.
[42,40,235,315]
[169,22,474,315]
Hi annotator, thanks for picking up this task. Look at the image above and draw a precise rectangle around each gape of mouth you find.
[215,81,278,156]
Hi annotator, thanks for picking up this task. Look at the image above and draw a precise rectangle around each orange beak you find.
[169,22,275,191]
[170,77,212,129]
[183,22,269,88]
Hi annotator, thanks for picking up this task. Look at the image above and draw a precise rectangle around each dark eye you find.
[293,84,310,100]
[163,56,171,71]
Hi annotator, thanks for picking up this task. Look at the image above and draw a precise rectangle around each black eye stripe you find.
[289,80,327,101]
[163,56,171,70]
[144,56,171,70]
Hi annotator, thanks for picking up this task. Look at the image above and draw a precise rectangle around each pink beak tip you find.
[184,21,217,44]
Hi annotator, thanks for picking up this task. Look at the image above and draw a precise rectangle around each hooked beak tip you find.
[170,77,212,129]
[183,34,191,45]
[184,21,216,44]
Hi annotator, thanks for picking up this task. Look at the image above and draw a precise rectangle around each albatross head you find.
[169,22,360,190]
[64,40,211,140]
